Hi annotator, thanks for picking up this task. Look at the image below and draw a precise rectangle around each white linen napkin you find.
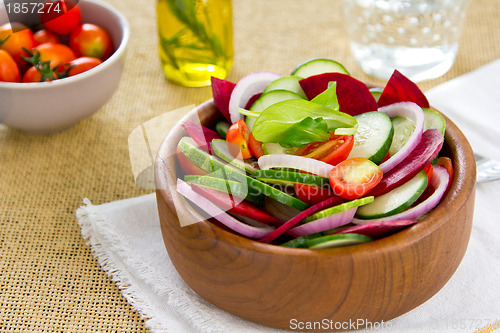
[77,60,500,333]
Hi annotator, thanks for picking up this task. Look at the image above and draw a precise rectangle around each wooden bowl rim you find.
[155,98,476,259]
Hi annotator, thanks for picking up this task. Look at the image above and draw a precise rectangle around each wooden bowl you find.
[155,99,476,331]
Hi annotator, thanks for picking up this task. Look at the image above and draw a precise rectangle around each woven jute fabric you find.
[1,0,499,331]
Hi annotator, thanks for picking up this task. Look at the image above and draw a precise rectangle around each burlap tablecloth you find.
[1,0,499,331]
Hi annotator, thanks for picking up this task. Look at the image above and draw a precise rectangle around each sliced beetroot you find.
[329,219,417,239]
[299,72,378,116]
[377,70,430,109]
[259,195,345,244]
[369,129,444,197]
[190,184,280,226]
[181,120,222,154]
[244,93,262,110]
[211,77,236,122]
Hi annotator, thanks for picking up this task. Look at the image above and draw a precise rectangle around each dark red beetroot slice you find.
[369,129,444,197]
[329,219,417,239]
[299,73,378,116]
[244,93,262,110]
[190,184,280,226]
[211,77,236,122]
[259,195,344,244]
[181,120,222,154]
[377,70,430,108]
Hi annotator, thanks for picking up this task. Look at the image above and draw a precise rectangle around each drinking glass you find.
[343,0,470,82]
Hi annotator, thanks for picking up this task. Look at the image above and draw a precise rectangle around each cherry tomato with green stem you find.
[0,23,37,69]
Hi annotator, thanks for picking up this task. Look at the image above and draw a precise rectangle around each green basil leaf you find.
[252,99,357,143]
[310,81,339,110]
[279,117,330,148]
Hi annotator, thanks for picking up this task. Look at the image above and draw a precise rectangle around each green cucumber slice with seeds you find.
[255,170,329,187]
[246,90,305,131]
[291,58,350,78]
[305,233,372,249]
[389,116,415,157]
[215,121,231,138]
[184,175,264,205]
[348,111,394,164]
[263,75,307,99]
[178,137,309,210]
[303,196,374,223]
[211,139,259,175]
[262,142,298,155]
[423,108,446,135]
[356,170,428,219]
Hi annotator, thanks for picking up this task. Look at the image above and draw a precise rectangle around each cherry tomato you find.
[0,50,20,82]
[69,23,113,61]
[40,0,81,36]
[35,43,76,71]
[423,163,433,182]
[226,120,253,159]
[295,134,354,166]
[329,157,383,200]
[294,183,343,206]
[22,65,59,83]
[33,29,60,44]
[67,57,102,76]
[0,23,37,69]
[248,132,265,159]
[435,156,454,192]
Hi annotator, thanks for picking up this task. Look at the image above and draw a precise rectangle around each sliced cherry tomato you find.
[435,156,454,192]
[294,183,344,206]
[248,132,264,159]
[67,57,102,76]
[226,119,253,159]
[0,50,20,82]
[295,134,354,166]
[40,0,81,36]
[35,43,76,71]
[69,23,113,61]
[22,65,59,83]
[0,23,37,69]
[33,29,60,44]
[423,163,433,182]
[329,157,383,200]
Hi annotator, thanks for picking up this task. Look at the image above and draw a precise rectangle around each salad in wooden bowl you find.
[155,58,475,331]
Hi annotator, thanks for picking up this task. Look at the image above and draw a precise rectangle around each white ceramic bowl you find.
[0,0,129,134]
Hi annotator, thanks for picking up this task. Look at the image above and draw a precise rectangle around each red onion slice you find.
[176,179,274,239]
[228,71,281,123]
[352,165,449,224]
[378,102,425,173]
[287,207,357,238]
[258,154,334,178]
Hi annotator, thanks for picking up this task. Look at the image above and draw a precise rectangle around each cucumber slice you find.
[369,87,384,102]
[356,170,428,219]
[178,137,309,210]
[348,111,394,164]
[255,170,329,187]
[305,233,372,249]
[291,58,350,78]
[215,121,231,138]
[263,75,308,99]
[246,90,305,131]
[184,175,264,205]
[303,196,374,223]
[262,142,298,155]
[423,108,446,135]
[389,116,415,157]
[281,233,323,248]
[211,139,259,175]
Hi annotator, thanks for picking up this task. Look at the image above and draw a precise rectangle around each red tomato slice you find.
[226,119,252,159]
[423,163,433,182]
[294,183,343,206]
[295,134,354,166]
[248,132,264,159]
[435,156,454,192]
[329,157,383,199]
